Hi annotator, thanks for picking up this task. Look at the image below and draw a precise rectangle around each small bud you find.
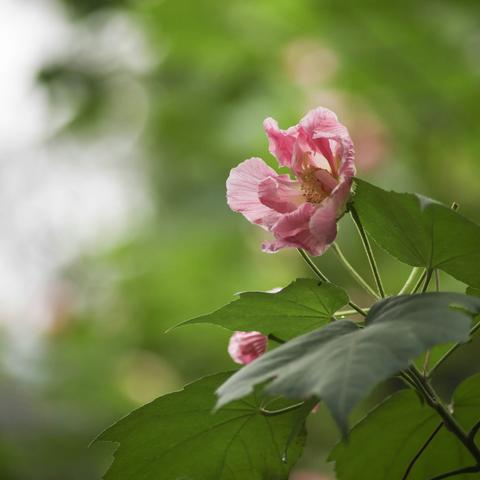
[228,331,268,365]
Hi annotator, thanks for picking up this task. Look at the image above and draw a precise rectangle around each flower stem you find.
[421,269,433,293]
[332,243,380,299]
[349,206,386,298]
[297,248,328,282]
[412,270,427,294]
[297,249,367,317]
[268,334,286,345]
[399,267,422,295]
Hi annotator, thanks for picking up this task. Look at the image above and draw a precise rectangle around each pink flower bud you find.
[228,331,268,365]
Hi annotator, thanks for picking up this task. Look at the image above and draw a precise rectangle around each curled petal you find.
[263,117,298,168]
[309,180,352,250]
[301,107,356,179]
[300,107,348,140]
[262,203,325,256]
[226,158,281,229]
[258,175,303,213]
[272,203,317,239]
[228,331,268,365]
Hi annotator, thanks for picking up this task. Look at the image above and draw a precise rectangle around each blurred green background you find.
[1,0,479,479]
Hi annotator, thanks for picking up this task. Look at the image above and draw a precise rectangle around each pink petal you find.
[272,203,317,238]
[263,117,298,168]
[300,107,355,178]
[314,169,338,194]
[300,107,347,139]
[228,331,268,365]
[337,139,356,179]
[262,203,326,256]
[226,158,281,229]
[258,175,303,213]
[309,179,352,251]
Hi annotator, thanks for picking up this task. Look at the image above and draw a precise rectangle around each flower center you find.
[300,169,329,204]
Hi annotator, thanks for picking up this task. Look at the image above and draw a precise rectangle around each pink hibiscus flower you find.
[226,107,356,256]
[228,331,268,365]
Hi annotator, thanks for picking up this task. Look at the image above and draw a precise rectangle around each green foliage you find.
[216,293,480,434]
[467,287,480,298]
[97,373,305,480]
[330,374,480,479]
[179,279,348,339]
[353,179,480,288]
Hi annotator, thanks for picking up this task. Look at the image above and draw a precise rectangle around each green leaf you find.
[97,373,306,480]
[177,279,348,340]
[353,179,480,288]
[329,373,480,480]
[216,293,480,434]
[467,286,480,298]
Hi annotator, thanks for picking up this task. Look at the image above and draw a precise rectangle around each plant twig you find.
[409,366,480,465]
[336,308,371,317]
[332,243,380,299]
[469,420,480,441]
[399,267,423,295]
[297,248,329,282]
[268,334,286,345]
[428,465,480,480]
[430,321,480,375]
[297,249,367,317]
[402,423,443,480]
[421,269,433,293]
[423,350,432,376]
[349,206,386,298]
[412,270,427,294]
[260,401,305,417]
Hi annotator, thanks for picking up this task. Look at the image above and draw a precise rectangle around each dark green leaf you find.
[97,373,306,480]
[177,279,348,340]
[467,287,480,298]
[329,374,480,480]
[217,293,480,433]
[353,179,480,288]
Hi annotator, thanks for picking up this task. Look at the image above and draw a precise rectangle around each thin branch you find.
[409,366,480,465]
[423,350,432,376]
[268,334,286,345]
[399,267,423,295]
[421,269,433,293]
[402,423,443,480]
[297,249,367,317]
[468,420,480,441]
[412,270,427,294]
[331,243,380,299]
[349,206,386,298]
[428,465,480,480]
[336,307,371,317]
[260,401,305,417]
[430,321,480,375]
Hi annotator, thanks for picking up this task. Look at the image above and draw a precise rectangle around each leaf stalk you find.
[349,206,386,298]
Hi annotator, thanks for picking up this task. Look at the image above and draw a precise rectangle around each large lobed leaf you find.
[97,373,306,480]
[353,179,480,288]
[330,373,480,479]
[177,279,348,340]
[216,293,480,434]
